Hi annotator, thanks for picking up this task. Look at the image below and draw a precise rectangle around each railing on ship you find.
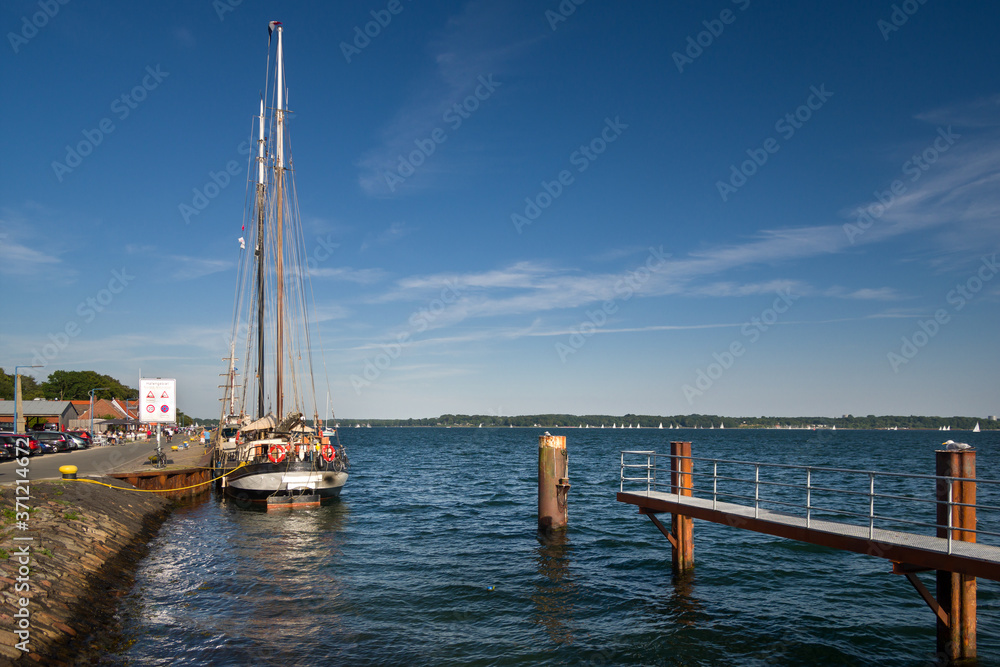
[620,450,1000,552]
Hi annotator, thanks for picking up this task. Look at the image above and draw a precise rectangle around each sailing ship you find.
[213,21,348,508]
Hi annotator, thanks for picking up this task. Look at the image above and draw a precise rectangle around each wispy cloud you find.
[360,221,413,251]
[308,267,387,284]
[916,94,1000,129]
[169,255,231,281]
[0,201,77,283]
[356,1,535,196]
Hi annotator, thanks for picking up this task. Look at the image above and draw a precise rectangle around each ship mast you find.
[273,22,285,420]
[255,97,266,420]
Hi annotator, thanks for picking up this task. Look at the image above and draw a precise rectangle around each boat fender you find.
[268,444,287,464]
[235,430,241,446]
[321,444,336,462]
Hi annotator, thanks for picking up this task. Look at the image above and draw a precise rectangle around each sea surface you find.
[102,427,1000,666]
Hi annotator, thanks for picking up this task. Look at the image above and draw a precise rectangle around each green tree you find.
[40,370,136,401]
[0,369,45,400]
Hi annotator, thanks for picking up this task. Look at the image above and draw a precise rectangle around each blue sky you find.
[2,0,998,420]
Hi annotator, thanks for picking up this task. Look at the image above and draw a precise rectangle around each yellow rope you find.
[68,462,248,493]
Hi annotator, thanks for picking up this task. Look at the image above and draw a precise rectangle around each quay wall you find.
[0,477,174,664]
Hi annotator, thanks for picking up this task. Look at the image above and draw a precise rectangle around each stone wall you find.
[0,478,173,664]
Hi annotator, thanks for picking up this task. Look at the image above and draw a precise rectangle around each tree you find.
[40,370,136,401]
[0,369,45,400]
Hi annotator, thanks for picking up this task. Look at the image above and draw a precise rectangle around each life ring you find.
[268,444,287,464]
[321,444,335,462]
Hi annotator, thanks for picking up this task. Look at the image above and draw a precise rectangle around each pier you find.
[618,442,995,662]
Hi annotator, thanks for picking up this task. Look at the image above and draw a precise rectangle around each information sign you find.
[139,378,176,423]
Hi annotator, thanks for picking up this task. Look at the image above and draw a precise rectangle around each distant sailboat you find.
[658,422,663,429]
[973,422,981,432]
[719,423,724,429]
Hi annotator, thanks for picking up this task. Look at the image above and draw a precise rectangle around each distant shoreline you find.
[194,414,997,431]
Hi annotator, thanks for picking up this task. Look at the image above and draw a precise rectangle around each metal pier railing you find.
[616,442,991,662]
[620,450,1000,553]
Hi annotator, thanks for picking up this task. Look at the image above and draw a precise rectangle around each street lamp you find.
[89,387,110,439]
[13,365,43,433]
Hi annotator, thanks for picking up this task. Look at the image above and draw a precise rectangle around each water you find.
[103,428,1000,666]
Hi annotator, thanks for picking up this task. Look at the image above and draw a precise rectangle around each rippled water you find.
[103,428,1000,665]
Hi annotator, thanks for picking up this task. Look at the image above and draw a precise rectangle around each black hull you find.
[221,459,347,505]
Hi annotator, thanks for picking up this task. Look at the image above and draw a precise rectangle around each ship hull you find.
[223,459,347,505]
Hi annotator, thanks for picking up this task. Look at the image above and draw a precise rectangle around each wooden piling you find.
[538,434,569,532]
[670,441,694,573]
[935,447,976,662]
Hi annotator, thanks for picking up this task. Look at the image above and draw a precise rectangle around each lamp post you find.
[89,387,110,439]
[13,365,43,433]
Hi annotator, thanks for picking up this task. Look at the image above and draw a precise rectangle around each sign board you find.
[139,378,176,423]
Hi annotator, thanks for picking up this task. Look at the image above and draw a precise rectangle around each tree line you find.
[327,413,996,430]
[0,369,136,401]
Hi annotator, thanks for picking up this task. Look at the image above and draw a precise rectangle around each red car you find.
[0,433,42,457]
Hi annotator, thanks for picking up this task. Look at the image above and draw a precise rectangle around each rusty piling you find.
[538,433,569,532]
[936,446,977,662]
[670,440,694,573]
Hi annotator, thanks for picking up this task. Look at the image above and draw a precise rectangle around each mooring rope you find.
[66,462,248,493]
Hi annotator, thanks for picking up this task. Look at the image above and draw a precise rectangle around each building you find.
[0,400,79,432]
[70,398,139,432]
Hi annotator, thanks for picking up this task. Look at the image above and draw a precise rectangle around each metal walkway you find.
[618,488,1000,581]
[617,444,991,660]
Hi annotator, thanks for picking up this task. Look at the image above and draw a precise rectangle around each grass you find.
[63,511,82,521]
[0,548,8,559]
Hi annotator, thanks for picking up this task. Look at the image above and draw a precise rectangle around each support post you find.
[538,434,569,532]
[935,447,976,662]
[670,441,694,573]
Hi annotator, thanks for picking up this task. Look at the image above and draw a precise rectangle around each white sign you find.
[139,378,176,423]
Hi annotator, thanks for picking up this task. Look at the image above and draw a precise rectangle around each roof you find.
[0,400,78,417]
[76,398,135,421]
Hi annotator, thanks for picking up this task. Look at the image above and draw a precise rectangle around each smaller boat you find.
[973,422,981,433]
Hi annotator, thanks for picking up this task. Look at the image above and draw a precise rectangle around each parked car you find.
[0,433,41,457]
[69,430,93,446]
[31,431,74,452]
[66,433,89,449]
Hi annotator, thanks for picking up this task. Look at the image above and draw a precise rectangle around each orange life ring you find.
[321,444,335,462]
[268,444,287,464]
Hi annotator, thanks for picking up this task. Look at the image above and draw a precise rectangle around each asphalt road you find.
[0,434,186,483]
